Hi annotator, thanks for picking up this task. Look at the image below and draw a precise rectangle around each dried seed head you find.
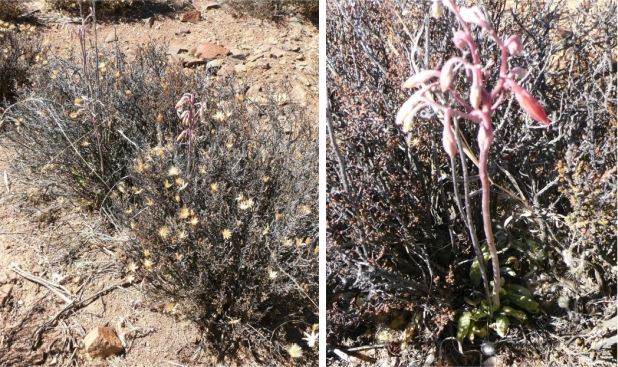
[430,0,443,18]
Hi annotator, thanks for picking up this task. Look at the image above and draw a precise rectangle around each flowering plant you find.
[396,0,551,311]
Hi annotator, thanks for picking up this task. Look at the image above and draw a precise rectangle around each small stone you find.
[179,27,190,34]
[282,44,300,52]
[247,54,263,62]
[180,9,201,23]
[206,59,224,70]
[31,351,45,365]
[84,327,124,358]
[32,265,43,275]
[145,17,154,28]
[297,75,311,86]
[105,32,118,43]
[234,64,247,73]
[259,45,271,53]
[205,2,220,10]
[0,284,13,306]
[269,48,285,58]
[295,54,305,61]
[167,45,187,55]
[230,49,245,60]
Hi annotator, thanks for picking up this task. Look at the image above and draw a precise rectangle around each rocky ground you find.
[0,1,317,366]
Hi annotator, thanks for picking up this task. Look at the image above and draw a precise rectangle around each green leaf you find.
[505,293,540,313]
[471,324,488,338]
[470,259,482,287]
[499,306,527,323]
[457,311,473,344]
[500,266,516,277]
[494,315,509,337]
[504,283,533,298]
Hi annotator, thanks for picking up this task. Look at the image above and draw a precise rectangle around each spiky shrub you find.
[2,40,318,363]
[327,0,615,364]
[0,31,46,102]
[223,0,319,23]
[116,90,318,363]
[47,0,183,17]
[0,0,21,22]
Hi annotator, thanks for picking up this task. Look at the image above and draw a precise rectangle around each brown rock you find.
[180,9,201,23]
[84,327,124,358]
[194,42,229,59]
[0,284,12,306]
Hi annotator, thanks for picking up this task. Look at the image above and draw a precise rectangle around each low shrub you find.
[0,1,21,22]
[0,30,46,103]
[223,0,319,23]
[2,31,318,364]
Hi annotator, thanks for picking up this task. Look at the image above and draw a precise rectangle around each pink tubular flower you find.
[401,70,440,89]
[442,111,457,157]
[440,59,459,92]
[506,79,551,125]
[505,35,523,56]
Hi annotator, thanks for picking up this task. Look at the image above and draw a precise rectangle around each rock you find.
[246,61,270,70]
[0,284,12,306]
[246,84,263,100]
[295,54,305,61]
[194,42,229,59]
[205,2,220,10]
[230,49,245,60]
[31,351,45,365]
[269,48,285,58]
[206,59,224,70]
[84,327,124,358]
[297,74,311,86]
[259,45,271,53]
[234,64,247,73]
[247,54,263,62]
[166,45,187,55]
[180,9,201,23]
[179,27,190,34]
[282,44,300,52]
[105,32,118,43]
[145,17,155,28]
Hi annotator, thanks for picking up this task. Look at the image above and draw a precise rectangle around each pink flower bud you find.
[478,125,493,152]
[470,85,482,109]
[452,31,470,50]
[401,70,440,89]
[505,35,523,56]
[510,66,527,79]
[459,6,489,28]
[506,79,550,125]
[442,112,457,158]
[440,59,458,92]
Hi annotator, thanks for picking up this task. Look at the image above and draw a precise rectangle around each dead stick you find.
[30,281,123,349]
[9,263,72,304]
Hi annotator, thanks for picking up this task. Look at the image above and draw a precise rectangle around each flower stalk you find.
[396,0,551,313]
